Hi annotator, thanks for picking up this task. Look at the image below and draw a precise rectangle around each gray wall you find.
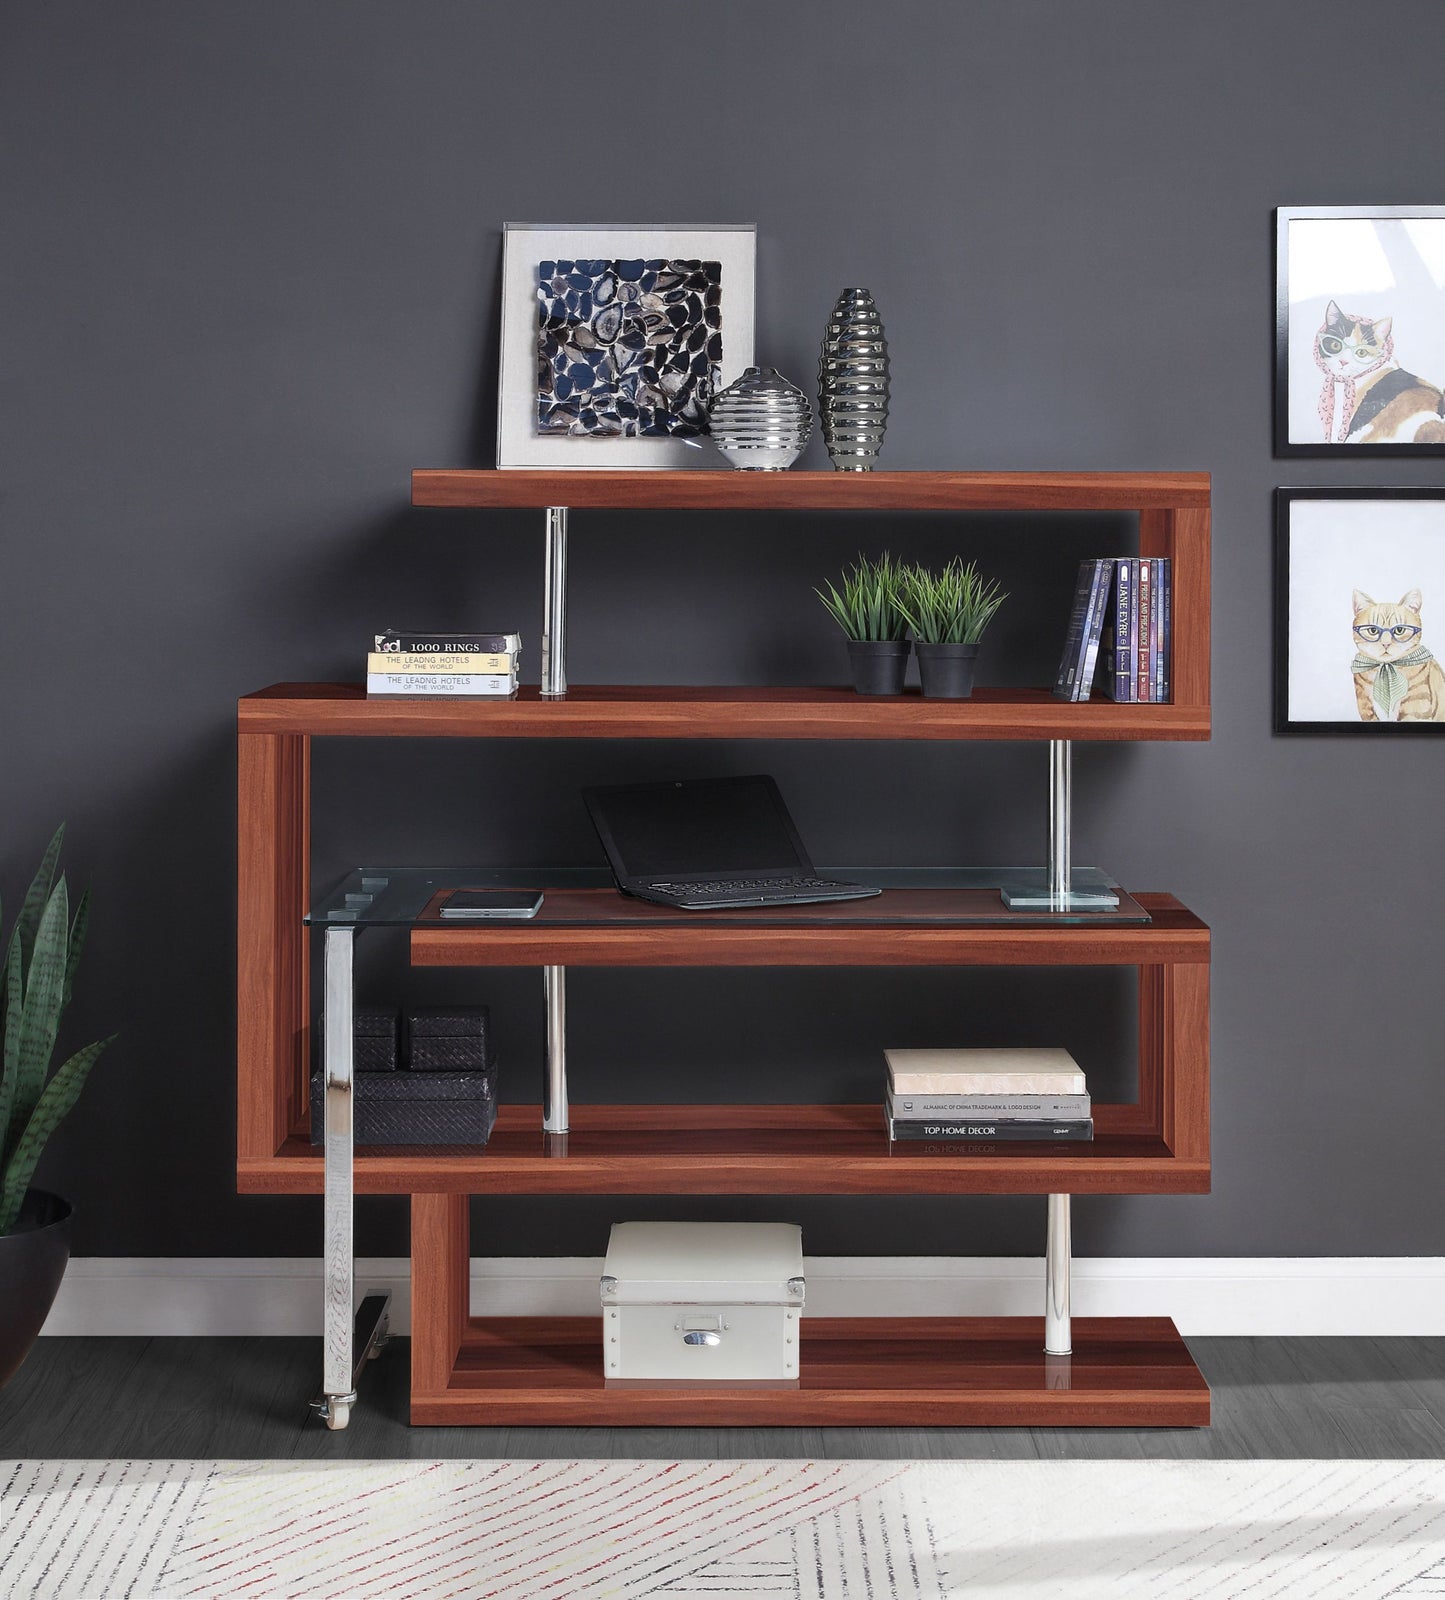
[3,0,1442,1260]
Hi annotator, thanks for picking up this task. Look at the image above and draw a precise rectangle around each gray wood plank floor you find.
[1,1337,1442,1459]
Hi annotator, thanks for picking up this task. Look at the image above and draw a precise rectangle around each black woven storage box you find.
[317,1006,399,1073]
[309,1062,498,1146]
[406,1006,492,1073]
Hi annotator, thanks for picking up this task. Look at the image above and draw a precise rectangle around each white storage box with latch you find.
[601,1221,805,1384]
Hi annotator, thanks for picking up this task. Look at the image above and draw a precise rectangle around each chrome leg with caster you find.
[1044,1192,1072,1356]
[311,1294,392,1426]
[311,924,391,1430]
[318,926,357,1429]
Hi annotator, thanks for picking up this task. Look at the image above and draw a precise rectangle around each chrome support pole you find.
[543,964,569,1134]
[1044,1192,1072,1356]
[313,925,392,1430]
[541,506,569,698]
[320,927,358,1427]
[1001,738,1116,910]
[1047,739,1072,903]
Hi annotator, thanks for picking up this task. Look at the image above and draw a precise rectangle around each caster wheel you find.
[325,1399,351,1431]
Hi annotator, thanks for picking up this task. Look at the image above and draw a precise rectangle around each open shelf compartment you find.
[408,1198,1209,1428]
[237,881,1209,1197]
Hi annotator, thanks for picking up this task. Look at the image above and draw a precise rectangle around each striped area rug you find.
[3,1457,1444,1598]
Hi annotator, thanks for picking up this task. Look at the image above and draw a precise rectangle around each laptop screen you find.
[585,776,810,880]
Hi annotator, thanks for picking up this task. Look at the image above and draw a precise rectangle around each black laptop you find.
[583,775,882,910]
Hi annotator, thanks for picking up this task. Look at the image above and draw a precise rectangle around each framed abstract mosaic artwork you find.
[496,223,756,469]
[1276,206,1445,455]
[1275,488,1445,733]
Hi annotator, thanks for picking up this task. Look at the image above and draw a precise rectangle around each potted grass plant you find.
[896,559,1008,698]
[815,552,911,695]
[0,826,114,1390]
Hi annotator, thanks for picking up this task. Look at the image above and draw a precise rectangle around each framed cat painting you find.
[1276,206,1445,455]
[1275,489,1445,734]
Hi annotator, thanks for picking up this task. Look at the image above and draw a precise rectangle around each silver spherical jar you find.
[707,366,813,470]
[818,288,890,470]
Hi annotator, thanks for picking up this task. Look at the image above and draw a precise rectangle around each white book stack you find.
[365,632,522,697]
[883,1047,1093,1143]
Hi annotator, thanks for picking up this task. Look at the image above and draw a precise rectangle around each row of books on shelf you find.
[366,631,522,698]
[1054,557,1170,704]
[883,1048,1092,1142]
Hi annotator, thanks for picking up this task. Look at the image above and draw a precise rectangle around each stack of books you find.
[366,631,522,697]
[883,1047,1093,1142]
[1053,558,1170,703]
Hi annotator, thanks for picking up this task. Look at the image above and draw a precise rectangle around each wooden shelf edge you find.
[410,918,1210,971]
[236,1111,1211,1196]
[235,1159,1212,1198]
[236,683,1210,742]
[407,1314,1210,1427]
[411,468,1213,513]
[409,1390,1210,1427]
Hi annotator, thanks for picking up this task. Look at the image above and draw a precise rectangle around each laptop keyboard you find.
[648,877,842,897]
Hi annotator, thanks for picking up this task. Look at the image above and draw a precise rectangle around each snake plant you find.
[0,826,113,1235]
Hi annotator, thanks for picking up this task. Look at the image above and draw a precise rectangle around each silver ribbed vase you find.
[707,366,813,471]
[819,288,890,470]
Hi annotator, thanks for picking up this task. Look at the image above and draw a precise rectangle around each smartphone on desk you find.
[439,890,544,919]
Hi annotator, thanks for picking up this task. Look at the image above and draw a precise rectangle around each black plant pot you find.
[845,639,910,695]
[915,641,980,699]
[0,1190,72,1391]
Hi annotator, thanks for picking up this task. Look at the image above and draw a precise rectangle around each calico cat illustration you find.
[1351,589,1445,722]
[1315,303,1445,444]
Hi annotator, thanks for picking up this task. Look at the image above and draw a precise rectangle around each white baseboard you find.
[39,1256,1445,1338]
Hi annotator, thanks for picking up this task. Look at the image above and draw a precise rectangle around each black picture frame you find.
[1275,205,1445,457]
[1275,486,1445,735]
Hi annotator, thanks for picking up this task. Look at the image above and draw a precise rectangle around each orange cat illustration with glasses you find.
[1351,588,1445,721]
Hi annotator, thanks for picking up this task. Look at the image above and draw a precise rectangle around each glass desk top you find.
[305,867,1151,928]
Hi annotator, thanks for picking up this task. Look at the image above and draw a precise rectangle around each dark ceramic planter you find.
[0,1190,72,1390]
[915,641,980,699]
[845,639,910,695]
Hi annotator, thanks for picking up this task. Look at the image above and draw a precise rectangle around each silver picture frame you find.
[497,222,756,470]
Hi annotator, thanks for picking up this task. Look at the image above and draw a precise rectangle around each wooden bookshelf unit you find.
[237,469,1212,1430]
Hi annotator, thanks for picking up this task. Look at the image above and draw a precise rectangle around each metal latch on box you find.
[676,1314,726,1346]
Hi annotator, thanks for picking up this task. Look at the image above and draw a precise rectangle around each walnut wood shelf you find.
[238,1107,1205,1198]
[408,888,1207,968]
[412,468,1211,513]
[405,466,1211,719]
[242,888,1208,1200]
[409,1313,1209,1428]
[239,683,1209,741]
